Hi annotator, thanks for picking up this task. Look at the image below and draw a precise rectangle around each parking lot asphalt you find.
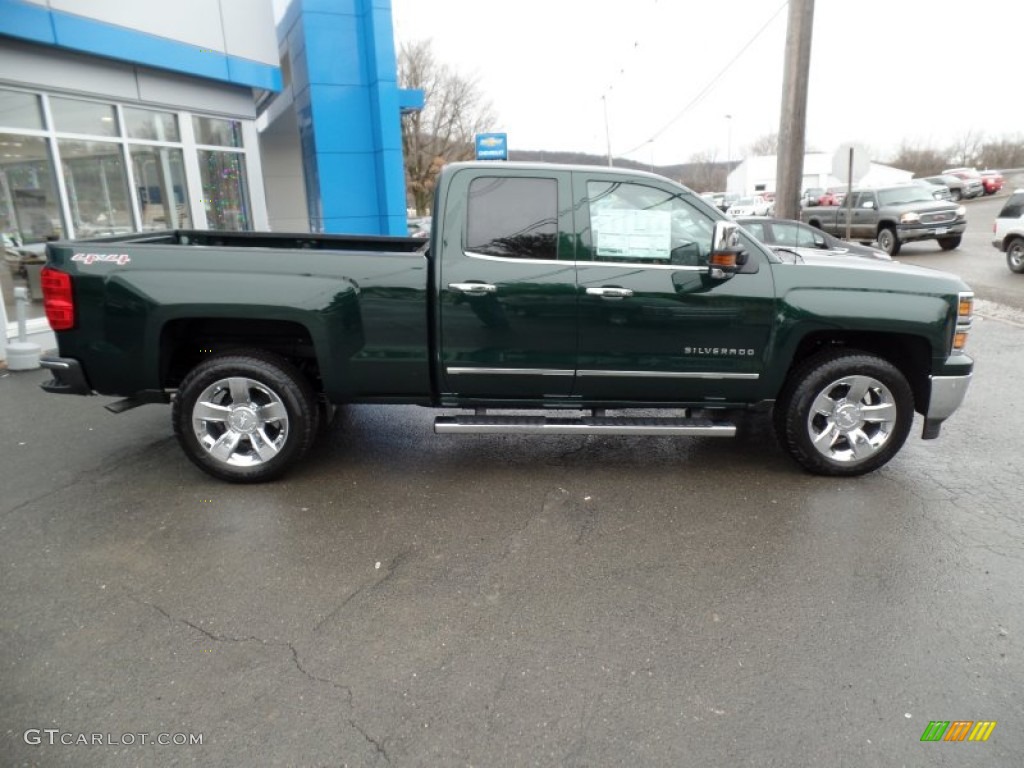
[2,207,1023,766]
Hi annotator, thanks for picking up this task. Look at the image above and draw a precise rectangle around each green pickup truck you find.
[39,162,974,482]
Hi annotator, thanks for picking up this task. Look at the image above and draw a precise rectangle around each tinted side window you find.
[585,180,713,266]
[467,177,558,260]
[770,221,817,247]
[999,193,1024,219]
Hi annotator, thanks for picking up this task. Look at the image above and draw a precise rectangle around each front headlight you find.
[956,205,966,217]
[900,212,921,224]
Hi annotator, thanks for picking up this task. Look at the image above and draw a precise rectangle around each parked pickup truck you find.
[801,183,967,256]
[39,162,974,482]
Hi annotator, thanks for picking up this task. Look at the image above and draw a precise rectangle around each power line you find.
[619,0,788,158]
[600,0,660,98]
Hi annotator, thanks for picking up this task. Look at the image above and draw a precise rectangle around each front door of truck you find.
[438,168,577,399]
[572,173,775,403]
[849,190,878,241]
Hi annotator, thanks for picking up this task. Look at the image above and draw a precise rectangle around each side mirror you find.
[709,221,747,279]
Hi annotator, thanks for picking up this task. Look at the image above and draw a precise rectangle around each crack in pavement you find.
[134,597,354,706]
[313,550,412,634]
[348,718,391,765]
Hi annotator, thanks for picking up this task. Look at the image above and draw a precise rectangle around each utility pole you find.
[602,95,613,167]
[775,0,815,220]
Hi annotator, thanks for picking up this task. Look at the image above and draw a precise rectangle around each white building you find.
[726,153,913,196]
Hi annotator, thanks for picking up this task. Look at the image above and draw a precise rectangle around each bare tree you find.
[977,135,1024,169]
[747,131,780,157]
[399,40,496,215]
[888,142,947,177]
[683,149,726,192]
[947,129,985,168]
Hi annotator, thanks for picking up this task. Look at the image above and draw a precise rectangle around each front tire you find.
[173,350,319,482]
[1008,237,1024,274]
[876,226,900,256]
[950,189,962,202]
[774,350,914,476]
[938,235,961,251]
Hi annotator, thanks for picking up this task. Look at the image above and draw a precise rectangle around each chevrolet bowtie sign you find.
[475,133,508,161]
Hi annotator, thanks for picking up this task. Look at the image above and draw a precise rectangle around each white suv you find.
[993,189,1024,274]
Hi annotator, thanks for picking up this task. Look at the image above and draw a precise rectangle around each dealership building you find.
[0,0,420,355]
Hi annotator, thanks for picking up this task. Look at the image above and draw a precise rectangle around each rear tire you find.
[173,350,319,482]
[950,189,962,202]
[1008,237,1024,274]
[774,350,914,476]
[938,236,961,251]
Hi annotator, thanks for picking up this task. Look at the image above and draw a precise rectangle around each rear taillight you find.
[41,267,75,330]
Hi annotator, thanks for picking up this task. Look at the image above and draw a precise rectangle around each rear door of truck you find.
[437,167,577,399]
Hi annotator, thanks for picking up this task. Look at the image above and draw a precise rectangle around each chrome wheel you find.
[806,374,898,463]
[191,376,290,467]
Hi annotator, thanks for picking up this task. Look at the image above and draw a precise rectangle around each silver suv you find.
[993,189,1024,274]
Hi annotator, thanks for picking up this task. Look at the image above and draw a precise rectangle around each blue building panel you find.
[322,216,386,233]
[369,87,402,152]
[375,148,409,234]
[303,12,368,86]
[0,0,57,43]
[284,0,419,236]
[398,88,425,113]
[0,0,281,91]
[227,56,283,92]
[365,7,397,84]
[316,153,385,219]
[309,85,374,153]
[300,0,361,13]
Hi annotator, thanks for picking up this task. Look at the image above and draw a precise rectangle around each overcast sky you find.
[277,0,1019,166]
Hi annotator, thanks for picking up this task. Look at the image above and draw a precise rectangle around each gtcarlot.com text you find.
[24,729,203,747]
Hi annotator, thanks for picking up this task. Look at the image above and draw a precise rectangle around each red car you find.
[981,170,1004,195]
[818,188,846,206]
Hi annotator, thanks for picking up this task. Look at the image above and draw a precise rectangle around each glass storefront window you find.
[124,107,180,142]
[58,140,132,236]
[199,150,250,230]
[130,145,190,230]
[50,96,119,138]
[193,116,242,148]
[0,89,45,131]
[1,133,61,324]
[0,134,62,244]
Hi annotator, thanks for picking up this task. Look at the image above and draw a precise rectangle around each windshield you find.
[877,187,936,206]
[733,197,756,206]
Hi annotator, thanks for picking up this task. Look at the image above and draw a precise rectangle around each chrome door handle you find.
[586,287,633,299]
[448,282,497,295]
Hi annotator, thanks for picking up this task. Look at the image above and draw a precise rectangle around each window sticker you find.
[593,209,671,260]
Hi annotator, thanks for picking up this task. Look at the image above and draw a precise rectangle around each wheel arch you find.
[780,330,931,414]
[159,317,322,394]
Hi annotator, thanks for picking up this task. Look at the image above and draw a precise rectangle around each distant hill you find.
[507,149,736,191]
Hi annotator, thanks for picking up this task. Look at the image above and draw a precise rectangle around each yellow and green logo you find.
[920,721,996,742]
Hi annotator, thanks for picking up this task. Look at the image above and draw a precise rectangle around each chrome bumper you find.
[922,373,972,439]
